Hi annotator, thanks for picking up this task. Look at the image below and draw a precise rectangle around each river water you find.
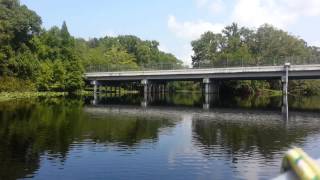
[1,93,320,180]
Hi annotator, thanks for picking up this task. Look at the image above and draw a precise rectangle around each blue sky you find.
[21,0,320,65]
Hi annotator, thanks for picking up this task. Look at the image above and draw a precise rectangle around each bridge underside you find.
[85,64,320,97]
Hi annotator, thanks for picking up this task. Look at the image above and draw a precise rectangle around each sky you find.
[21,0,320,65]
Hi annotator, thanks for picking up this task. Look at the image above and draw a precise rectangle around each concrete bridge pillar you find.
[141,79,148,95]
[92,80,99,94]
[282,63,290,96]
[203,93,211,110]
[203,78,211,110]
[91,80,100,105]
[282,92,289,121]
[203,78,211,94]
[203,78,220,94]
[282,76,287,95]
[141,91,148,108]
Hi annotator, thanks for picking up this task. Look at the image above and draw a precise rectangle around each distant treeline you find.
[0,0,182,92]
[191,23,320,95]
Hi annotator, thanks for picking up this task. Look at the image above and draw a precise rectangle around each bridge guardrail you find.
[85,56,320,72]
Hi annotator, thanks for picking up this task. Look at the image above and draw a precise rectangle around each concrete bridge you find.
[85,63,320,95]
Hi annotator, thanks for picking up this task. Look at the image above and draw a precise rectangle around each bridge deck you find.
[85,64,320,81]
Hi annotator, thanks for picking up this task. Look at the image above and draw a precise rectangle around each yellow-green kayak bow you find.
[278,147,320,180]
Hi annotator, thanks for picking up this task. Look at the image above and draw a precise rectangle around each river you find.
[0,93,320,180]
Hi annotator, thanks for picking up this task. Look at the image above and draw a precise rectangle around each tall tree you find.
[0,0,41,76]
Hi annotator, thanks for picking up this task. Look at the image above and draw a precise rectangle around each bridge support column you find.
[282,92,289,121]
[92,80,99,94]
[203,93,211,110]
[91,80,99,105]
[203,78,220,94]
[203,78,211,94]
[282,63,290,96]
[141,79,148,95]
[203,78,211,109]
[282,76,287,95]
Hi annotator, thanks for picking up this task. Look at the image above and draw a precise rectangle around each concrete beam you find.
[85,64,320,82]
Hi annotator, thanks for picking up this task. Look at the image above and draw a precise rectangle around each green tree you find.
[65,58,84,92]
[104,46,138,70]
[36,61,53,91]
[0,0,41,76]
[52,60,67,91]
[9,50,39,80]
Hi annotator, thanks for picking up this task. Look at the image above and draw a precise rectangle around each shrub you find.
[0,76,36,92]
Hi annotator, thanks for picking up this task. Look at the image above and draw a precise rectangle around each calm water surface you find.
[1,93,320,180]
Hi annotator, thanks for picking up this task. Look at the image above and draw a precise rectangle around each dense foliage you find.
[0,0,181,92]
[191,23,320,95]
[76,35,182,72]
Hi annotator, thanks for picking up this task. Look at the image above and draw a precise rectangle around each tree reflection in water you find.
[192,112,320,159]
[0,98,176,179]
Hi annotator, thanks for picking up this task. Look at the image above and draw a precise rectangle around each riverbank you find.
[258,89,283,96]
[0,89,284,103]
[0,92,68,102]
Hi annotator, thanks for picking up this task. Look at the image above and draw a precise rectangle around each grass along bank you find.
[0,92,68,102]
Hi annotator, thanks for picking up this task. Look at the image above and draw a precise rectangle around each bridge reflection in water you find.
[89,92,291,121]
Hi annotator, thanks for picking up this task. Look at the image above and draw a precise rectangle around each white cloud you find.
[167,15,224,65]
[232,0,294,28]
[232,0,320,28]
[168,15,224,40]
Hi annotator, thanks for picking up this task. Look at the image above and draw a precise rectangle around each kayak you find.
[273,148,320,180]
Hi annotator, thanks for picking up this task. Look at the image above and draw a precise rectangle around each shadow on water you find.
[1,93,320,179]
